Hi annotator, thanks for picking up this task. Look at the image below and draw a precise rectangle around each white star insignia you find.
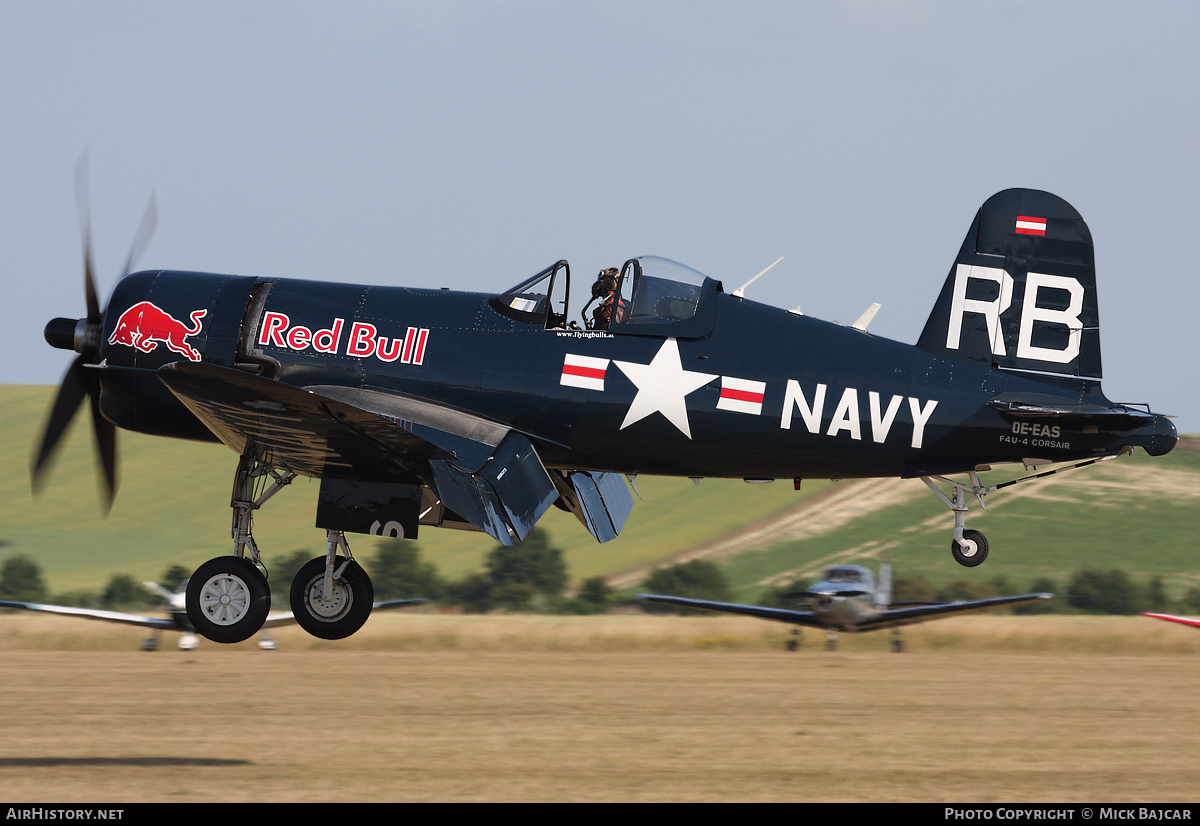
[613,339,716,438]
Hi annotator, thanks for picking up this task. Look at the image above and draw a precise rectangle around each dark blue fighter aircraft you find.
[32,177,1177,646]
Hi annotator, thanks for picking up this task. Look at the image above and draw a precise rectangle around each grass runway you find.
[1,613,1199,802]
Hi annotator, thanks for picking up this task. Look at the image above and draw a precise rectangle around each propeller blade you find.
[86,368,117,509]
[121,191,157,279]
[31,355,89,491]
[75,152,101,324]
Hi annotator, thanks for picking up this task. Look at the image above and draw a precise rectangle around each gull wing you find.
[156,362,559,544]
[637,594,825,628]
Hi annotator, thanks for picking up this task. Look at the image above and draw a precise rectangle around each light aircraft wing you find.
[260,598,424,629]
[637,595,826,628]
[1142,612,1200,629]
[853,593,1053,631]
[0,599,178,630]
[1,598,423,633]
[156,361,564,544]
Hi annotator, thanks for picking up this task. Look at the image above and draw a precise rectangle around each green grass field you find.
[4,384,1197,602]
[723,443,1200,601]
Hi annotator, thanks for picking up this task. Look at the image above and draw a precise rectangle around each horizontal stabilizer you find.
[987,392,1148,421]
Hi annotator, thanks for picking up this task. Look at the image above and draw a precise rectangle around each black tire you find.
[186,556,271,644]
[951,529,989,567]
[289,556,374,640]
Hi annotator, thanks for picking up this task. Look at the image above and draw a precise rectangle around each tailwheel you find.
[290,554,374,640]
[951,529,989,568]
[186,556,271,644]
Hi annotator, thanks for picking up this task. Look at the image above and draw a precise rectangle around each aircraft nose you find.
[44,317,82,352]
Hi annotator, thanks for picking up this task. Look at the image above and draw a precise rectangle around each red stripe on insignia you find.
[720,387,764,404]
[562,364,606,380]
[1015,215,1047,236]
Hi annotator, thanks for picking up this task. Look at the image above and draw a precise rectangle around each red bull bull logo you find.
[108,301,207,362]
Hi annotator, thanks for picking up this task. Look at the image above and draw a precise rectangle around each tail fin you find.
[876,557,892,609]
[918,189,1101,385]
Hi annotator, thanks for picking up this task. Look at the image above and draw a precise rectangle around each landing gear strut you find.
[921,452,1129,567]
[289,531,374,640]
[185,454,294,644]
[921,472,991,568]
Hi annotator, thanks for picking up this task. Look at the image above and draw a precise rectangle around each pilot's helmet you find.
[592,267,619,298]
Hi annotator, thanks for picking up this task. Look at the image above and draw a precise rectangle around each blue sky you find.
[3,1,1197,432]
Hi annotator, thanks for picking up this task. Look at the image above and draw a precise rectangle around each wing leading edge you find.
[637,595,825,627]
[637,592,1053,632]
[853,592,1053,631]
[0,598,424,633]
[0,600,180,630]
[1142,612,1200,629]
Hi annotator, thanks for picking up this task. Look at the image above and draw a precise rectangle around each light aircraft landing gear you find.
[289,530,374,640]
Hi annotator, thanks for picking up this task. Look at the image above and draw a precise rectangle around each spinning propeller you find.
[31,153,157,510]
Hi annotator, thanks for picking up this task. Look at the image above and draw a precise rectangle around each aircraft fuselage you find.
[94,268,1173,486]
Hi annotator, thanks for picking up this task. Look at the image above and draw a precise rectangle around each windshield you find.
[825,568,864,583]
[490,260,570,328]
[618,256,708,325]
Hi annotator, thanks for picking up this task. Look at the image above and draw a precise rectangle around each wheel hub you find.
[305,576,351,620]
[198,574,252,626]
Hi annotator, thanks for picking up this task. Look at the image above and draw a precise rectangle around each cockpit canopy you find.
[490,255,721,339]
[818,565,876,593]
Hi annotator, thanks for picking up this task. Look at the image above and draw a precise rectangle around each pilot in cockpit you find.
[588,267,625,330]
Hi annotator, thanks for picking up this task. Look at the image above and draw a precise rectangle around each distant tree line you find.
[3,543,1198,618]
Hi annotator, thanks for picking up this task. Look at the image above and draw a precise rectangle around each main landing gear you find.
[184,455,376,645]
[289,534,374,640]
